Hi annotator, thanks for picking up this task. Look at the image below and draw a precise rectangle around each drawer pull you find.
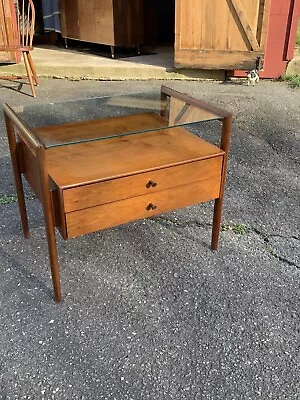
[146,180,157,188]
[146,203,157,211]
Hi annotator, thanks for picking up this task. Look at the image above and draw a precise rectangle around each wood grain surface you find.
[63,156,223,212]
[41,114,223,188]
[66,177,221,238]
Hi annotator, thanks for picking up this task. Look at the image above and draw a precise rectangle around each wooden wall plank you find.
[175,0,271,69]
[228,0,260,50]
[0,0,18,62]
[175,49,264,70]
[259,0,270,49]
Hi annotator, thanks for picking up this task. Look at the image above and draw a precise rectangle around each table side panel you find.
[21,142,42,200]
[65,172,222,238]
[20,143,67,239]
[63,156,223,212]
[51,187,68,239]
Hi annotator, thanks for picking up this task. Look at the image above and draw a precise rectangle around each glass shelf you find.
[10,90,224,148]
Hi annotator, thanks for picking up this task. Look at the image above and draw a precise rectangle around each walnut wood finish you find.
[20,143,67,240]
[36,146,61,303]
[161,86,231,118]
[66,177,221,238]
[63,157,223,213]
[4,87,232,302]
[4,113,30,239]
[41,122,223,189]
[33,113,167,148]
[159,86,232,250]
[211,115,232,250]
[4,103,61,302]
[21,143,41,199]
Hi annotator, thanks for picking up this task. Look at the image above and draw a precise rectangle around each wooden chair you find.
[0,0,38,97]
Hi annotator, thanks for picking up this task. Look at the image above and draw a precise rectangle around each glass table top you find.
[7,88,226,148]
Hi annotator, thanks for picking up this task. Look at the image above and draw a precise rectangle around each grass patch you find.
[221,223,250,235]
[284,74,300,88]
[0,194,18,204]
[296,19,300,45]
[0,194,36,205]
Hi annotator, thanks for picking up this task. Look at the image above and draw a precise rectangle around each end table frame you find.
[4,105,61,302]
[4,86,232,303]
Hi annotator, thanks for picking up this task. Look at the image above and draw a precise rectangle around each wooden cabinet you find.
[60,0,143,56]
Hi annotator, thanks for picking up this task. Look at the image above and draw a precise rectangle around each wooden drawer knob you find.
[146,203,157,211]
[146,180,157,188]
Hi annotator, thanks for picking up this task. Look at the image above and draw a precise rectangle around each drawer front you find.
[63,156,223,213]
[66,175,222,238]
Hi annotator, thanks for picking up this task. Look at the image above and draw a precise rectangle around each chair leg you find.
[27,52,39,86]
[23,51,36,97]
[0,75,28,81]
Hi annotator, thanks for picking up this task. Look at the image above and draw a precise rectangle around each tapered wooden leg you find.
[211,115,232,250]
[4,114,30,238]
[27,52,39,86]
[211,198,223,250]
[23,51,36,98]
[44,219,61,303]
[37,147,61,302]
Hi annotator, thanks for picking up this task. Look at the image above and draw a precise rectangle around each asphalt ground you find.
[0,78,299,399]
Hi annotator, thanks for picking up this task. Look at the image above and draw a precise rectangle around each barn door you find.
[0,0,19,63]
[175,0,271,70]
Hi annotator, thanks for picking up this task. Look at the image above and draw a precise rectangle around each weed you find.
[0,194,18,204]
[284,74,300,88]
[221,223,250,235]
[0,194,35,205]
[297,19,300,46]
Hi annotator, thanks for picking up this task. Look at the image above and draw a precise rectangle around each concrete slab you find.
[1,44,300,82]
[0,45,225,81]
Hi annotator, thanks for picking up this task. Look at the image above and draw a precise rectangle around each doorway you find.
[143,0,175,47]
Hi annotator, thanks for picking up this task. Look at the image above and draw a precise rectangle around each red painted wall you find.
[228,0,300,79]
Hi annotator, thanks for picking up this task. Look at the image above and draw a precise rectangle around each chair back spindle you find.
[0,0,38,97]
[19,0,35,47]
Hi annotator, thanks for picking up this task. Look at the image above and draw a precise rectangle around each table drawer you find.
[63,156,223,212]
[65,174,222,238]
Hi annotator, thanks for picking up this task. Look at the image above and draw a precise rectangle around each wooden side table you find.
[4,86,232,302]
